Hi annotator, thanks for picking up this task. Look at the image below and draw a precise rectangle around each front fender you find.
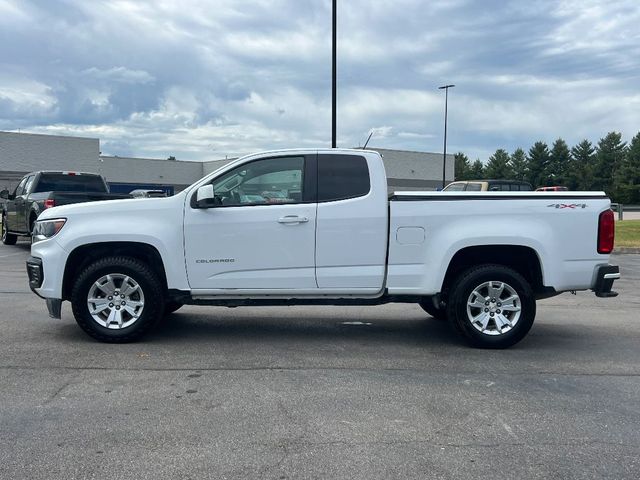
[51,199,190,290]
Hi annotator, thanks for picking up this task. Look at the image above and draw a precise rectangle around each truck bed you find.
[386,190,611,295]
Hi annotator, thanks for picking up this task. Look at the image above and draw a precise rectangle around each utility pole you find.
[332,0,337,148]
[438,84,455,188]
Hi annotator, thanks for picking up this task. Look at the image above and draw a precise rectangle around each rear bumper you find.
[592,265,620,298]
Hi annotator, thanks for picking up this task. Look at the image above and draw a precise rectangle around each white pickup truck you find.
[27,149,620,348]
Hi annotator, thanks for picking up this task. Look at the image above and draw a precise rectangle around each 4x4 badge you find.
[547,203,587,209]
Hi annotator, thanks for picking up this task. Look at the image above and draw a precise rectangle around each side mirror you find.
[195,184,217,208]
[0,189,8,200]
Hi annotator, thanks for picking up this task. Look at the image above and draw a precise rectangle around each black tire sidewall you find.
[418,297,447,320]
[448,265,536,348]
[2,213,17,245]
[71,256,164,342]
[164,301,183,315]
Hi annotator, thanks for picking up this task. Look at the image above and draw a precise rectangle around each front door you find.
[184,155,318,292]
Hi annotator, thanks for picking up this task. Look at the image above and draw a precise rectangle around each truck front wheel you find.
[71,256,165,342]
[447,264,536,349]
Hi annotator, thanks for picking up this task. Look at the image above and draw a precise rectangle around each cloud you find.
[81,67,155,85]
[0,0,639,161]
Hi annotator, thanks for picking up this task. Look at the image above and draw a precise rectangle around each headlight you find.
[32,218,66,243]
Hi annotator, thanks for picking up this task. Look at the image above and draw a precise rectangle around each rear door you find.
[20,175,36,231]
[314,153,388,291]
[6,177,27,232]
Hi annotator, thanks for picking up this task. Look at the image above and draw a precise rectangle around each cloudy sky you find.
[1,0,639,162]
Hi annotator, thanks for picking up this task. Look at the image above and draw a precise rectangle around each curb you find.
[613,247,640,254]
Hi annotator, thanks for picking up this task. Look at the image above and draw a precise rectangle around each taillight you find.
[597,210,615,254]
[44,199,55,209]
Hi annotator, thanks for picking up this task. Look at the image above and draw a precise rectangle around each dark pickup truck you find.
[1,171,130,244]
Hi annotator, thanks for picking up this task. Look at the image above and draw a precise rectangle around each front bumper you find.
[592,265,620,298]
[26,256,44,294]
[27,256,62,318]
[28,238,67,299]
[27,240,67,319]
[45,298,62,319]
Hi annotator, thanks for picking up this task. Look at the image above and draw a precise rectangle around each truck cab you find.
[187,150,388,293]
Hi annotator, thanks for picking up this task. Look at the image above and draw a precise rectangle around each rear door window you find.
[23,175,36,195]
[317,154,370,202]
[13,177,28,197]
[466,183,483,191]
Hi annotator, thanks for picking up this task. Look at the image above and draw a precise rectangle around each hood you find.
[37,193,185,222]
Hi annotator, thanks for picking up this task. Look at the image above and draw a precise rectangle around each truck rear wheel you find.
[1,213,17,245]
[447,264,536,348]
[71,256,165,343]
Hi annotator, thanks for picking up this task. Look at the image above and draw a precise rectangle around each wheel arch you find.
[441,245,545,297]
[62,242,168,301]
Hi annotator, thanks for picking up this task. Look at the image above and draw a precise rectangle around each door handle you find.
[278,215,309,224]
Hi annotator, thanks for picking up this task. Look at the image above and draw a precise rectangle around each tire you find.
[418,296,447,320]
[164,301,184,315]
[1,213,17,245]
[71,256,165,343]
[29,213,38,238]
[446,264,536,349]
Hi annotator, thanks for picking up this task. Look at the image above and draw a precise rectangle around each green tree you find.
[454,152,471,180]
[484,149,513,179]
[613,131,640,203]
[548,138,571,185]
[594,132,626,194]
[569,140,596,190]
[469,159,484,179]
[527,141,550,188]
[510,148,528,182]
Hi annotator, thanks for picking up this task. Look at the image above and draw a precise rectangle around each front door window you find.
[211,156,305,206]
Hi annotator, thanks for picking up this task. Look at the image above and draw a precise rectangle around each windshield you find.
[443,183,466,191]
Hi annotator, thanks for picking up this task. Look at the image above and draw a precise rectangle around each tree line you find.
[454,131,640,203]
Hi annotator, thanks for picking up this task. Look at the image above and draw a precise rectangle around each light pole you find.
[438,84,455,189]
[332,0,337,148]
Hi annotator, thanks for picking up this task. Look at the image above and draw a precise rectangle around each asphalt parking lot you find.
[1,239,639,479]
